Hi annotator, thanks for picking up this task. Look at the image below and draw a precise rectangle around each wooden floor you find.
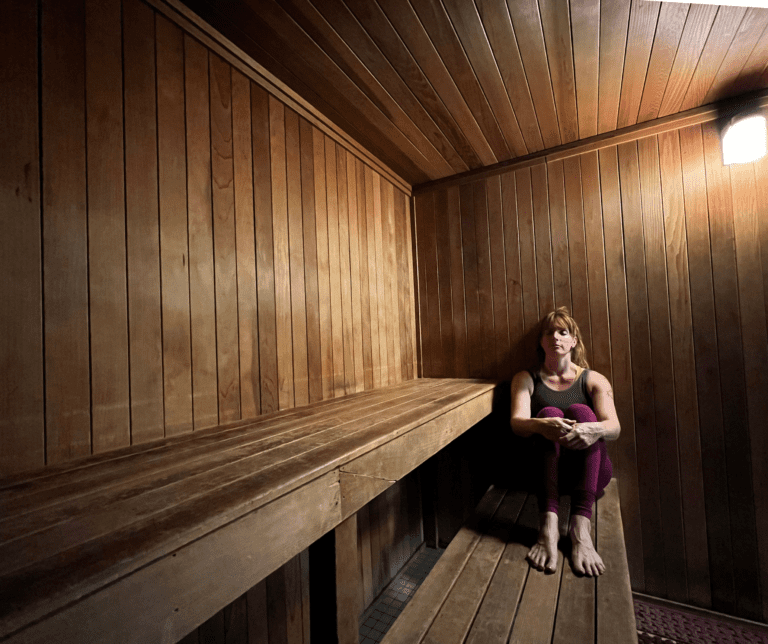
[381,479,637,644]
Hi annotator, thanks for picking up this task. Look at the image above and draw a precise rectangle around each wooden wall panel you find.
[86,0,130,453]
[1,0,44,475]
[4,0,416,472]
[185,35,218,429]
[414,124,768,622]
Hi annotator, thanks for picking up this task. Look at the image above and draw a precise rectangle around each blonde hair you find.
[536,307,589,368]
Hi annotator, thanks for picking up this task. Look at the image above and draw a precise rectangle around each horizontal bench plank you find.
[0,381,456,554]
[0,378,500,642]
[341,387,495,480]
[2,471,340,644]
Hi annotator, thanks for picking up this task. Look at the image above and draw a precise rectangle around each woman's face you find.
[540,323,577,358]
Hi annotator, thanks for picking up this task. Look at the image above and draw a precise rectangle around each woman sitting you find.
[510,307,620,577]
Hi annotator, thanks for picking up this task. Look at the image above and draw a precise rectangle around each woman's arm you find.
[560,371,621,449]
[510,371,576,441]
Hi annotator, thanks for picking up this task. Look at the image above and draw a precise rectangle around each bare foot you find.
[570,514,605,576]
[527,511,559,573]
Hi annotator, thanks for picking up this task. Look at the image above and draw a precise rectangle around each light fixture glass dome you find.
[722,113,767,165]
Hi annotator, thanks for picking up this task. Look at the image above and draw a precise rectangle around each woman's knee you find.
[565,403,597,423]
[537,406,564,419]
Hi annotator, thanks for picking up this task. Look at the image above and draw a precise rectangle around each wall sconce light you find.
[722,112,767,165]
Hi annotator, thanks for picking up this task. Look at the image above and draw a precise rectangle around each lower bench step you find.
[381,478,637,644]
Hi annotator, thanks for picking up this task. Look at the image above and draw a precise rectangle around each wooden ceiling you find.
[181,0,768,186]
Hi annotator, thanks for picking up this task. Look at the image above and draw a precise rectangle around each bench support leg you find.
[309,514,362,644]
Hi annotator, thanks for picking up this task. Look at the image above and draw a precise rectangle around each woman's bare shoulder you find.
[511,369,535,393]
[585,369,612,393]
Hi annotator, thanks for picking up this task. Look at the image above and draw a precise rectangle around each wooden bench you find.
[0,378,500,644]
[381,479,638,644]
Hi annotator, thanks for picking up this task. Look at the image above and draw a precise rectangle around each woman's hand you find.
[559,423,602,449]
[538,417,577,443]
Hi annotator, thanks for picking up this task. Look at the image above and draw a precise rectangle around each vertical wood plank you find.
[365,166,383,388]
[473,181,495,377]
[210,53,241,423]
[300,548,311,643]
[42,0,92,461]
[580,152,615,464]
[727,158,767,622]
[447,186,468,377]
[618,140,665,596]
[267,564,289,644]
[502,173,526,374]
[313,129,333,400]
[702,121,761,619]
[658,129,710,608]
[358,503,374,609]
[415,191,438,376]
[246,579,269,644]
[286,108,308,407]
[224,593,248,644]
[404,195,419,379]
[347,154,365,392]
[460,183,482,377]
[598,146,644,590]
[336,147,355,394]
[0,0,43,474]
[531,164,554,318]
[678,124,733,613]
[270,97,294,410]
[336,514,362,644]
[547,160,571,312]
[394,189,412,381]
[86,0,129,453]
[156,14,192,436]
[326,138,345,396]
[356,162,374,390]
[637,135,687,603]
[384,181,402,383]
[185,35,218,429]
[301,118,322,403]
[252,85,278,414]
[232,69,259,418]
[284,555,305,644]
[124,0,163,444]
[563,157,592,359]
[372,174,389,384]
[515,168,539,331]
[199,610,226,643]
[487,176,510,378]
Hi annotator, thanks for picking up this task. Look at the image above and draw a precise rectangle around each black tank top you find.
[528,368,593,417]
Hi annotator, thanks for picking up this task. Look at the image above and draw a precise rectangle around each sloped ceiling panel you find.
[183,0,768,186]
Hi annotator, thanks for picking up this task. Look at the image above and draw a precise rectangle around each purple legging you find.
[535,404,612,519]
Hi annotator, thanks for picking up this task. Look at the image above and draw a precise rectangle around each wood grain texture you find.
[210,53,242,423]
[85,0,130,453]
[124,0,164,445]
[617,0,660,129]
[1,0,43,475]
[657,130,709,608]
[42,0,92,462]
[414,118,768,618]
[232,68,260,418]
[186,36,219,430]
[145,0,768,185]
[286,108,309,407]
